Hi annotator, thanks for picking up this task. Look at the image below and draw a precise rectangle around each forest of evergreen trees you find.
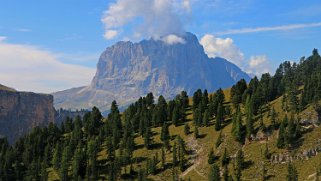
[1,49,321,180]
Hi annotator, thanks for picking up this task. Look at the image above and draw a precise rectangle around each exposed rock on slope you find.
[54,32,250,111]
[0,88,55,143]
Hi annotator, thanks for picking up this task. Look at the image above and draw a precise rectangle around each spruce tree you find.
[184,123,190,135]
[203,109,210,127]
[161,147,166,169]
[215,103,224,131]
[270,107,278,129]
[161,122,170,149]
[144,125,152,149]
[194,126,199,139]
[245,96,254,140]
[215,130,223,148]
[52,142,61,170]
[208,149,216,164]
[87,138,98,180]
[286,163,298,181]
[235,150,244,181]
[277,121,286,148]
[172,105,179,126]
[172,142,177,166]
[59,146,70,181]
[221,148,229,166]
[208,163,221,181]
[233,111,243,142]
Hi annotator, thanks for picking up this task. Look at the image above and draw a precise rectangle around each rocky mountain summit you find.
[53,32,250,111]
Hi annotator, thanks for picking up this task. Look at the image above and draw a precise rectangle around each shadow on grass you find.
[243,160,254,169]
[133,156,147,164]
[149,142,163,150]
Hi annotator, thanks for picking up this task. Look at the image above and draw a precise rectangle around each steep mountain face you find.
[53,32,250,110]
[0,88,55,143]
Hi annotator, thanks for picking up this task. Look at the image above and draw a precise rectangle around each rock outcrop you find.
[53,32,250,111]
[0,87,55,143]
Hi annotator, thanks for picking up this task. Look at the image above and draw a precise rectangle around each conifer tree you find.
[144,126,152,149]
[208,163,220,181]
[73,143,87,180]
[215,103,224,131]
[221,148,229,166]
[235,150,244,181]
[194,126,199,139]
[172,105,179,126]
[161,147,166,169]
[60,146,70,181]
[203,109,210,127]
[277,121,286,148]
[87,138,98,180]
[223,165,229,181]
[245,96,254,139]
[270,107,278,129]
[233,110,243,142]
[172,142,177,166]
[161,122,170,149]
[184,123,190,135]
[208,149,216,164]
[40,161,48,181]
[216,130,223,148]
[52,142,61,170]
[286,163,298,181]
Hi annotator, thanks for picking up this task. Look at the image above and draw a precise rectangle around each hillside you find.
[0,84,16,92]
[53,32,250,111]
[1,50,321,181]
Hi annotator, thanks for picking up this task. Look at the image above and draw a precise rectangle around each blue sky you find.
[0,0,321,92]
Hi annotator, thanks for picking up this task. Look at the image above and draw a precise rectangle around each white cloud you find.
[246,55,272,76]
[0,36,6,42]
[0,41,95,93]
[161,34,186,45]
[104,30,118,40]
[13,28,32,32]
[200,34,244,67]
[101,0,191,40]
[216,22,321,35]
[200,34,272,76]
[182,0,191,12]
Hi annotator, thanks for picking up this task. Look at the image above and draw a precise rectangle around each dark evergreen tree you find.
[208,163,220,181]
[215,130,223,148]
[221,148,229,166]
[184,123,190,135]
[235,150,244,181]
[203,109,210,127]
[208,148,216,164]
[277,121,286,148]
[161,122,170,149]
[215,103,224,131]
[286,163,298,181]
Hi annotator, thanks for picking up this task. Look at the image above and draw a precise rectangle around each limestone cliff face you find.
[53,32,250,111]
[0,89,55,143]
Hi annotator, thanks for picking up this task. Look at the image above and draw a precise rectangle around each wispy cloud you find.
[13,28,32,32]
[0,39,95,93]
[0,36,6,42]
[216,22,321,35]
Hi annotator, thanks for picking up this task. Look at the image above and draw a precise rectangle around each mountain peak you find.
[53,33,250,111]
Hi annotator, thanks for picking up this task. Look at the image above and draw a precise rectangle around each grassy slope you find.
[0,84,16,92]
[48,88,321,181]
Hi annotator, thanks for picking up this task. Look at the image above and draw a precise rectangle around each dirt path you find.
[180,137,207,179]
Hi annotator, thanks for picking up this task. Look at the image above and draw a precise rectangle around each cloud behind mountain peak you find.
[101,0,191,40]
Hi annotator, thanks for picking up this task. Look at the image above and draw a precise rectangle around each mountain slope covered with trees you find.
[1,50,321,180]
